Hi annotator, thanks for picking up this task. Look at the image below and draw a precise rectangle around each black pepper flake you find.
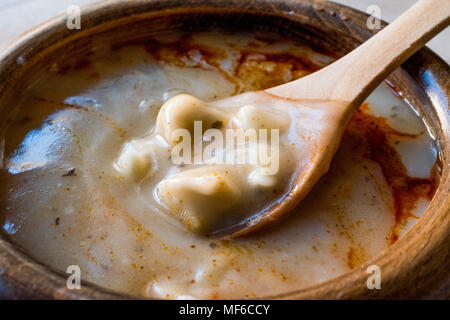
[62,168,77,177]
[209,242,217,249]
[55,217,60,226]
[18,116,32,125]
[210,120,223,129]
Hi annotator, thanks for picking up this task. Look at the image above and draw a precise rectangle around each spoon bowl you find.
[202,0,450,237]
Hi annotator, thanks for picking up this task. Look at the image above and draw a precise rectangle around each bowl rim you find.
[0,0,448,299]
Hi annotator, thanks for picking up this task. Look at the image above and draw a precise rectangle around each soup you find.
[0,31,439,299]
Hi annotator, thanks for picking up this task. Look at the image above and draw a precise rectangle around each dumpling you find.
[156,94,227,144]
[156,166,241,232]
[232,104,290,131]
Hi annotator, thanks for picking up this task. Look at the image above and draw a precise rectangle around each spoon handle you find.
[267,0,450,108]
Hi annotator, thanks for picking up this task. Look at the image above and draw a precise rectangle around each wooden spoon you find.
[205,0,449,237]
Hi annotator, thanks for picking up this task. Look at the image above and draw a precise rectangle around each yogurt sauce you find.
[0,32,438,299]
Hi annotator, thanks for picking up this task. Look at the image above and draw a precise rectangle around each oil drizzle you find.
[347,105,439,243]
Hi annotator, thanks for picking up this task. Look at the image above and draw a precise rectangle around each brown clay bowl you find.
[0,0,448,299]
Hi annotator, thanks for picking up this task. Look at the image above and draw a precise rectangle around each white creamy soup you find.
[0,32,439,299]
